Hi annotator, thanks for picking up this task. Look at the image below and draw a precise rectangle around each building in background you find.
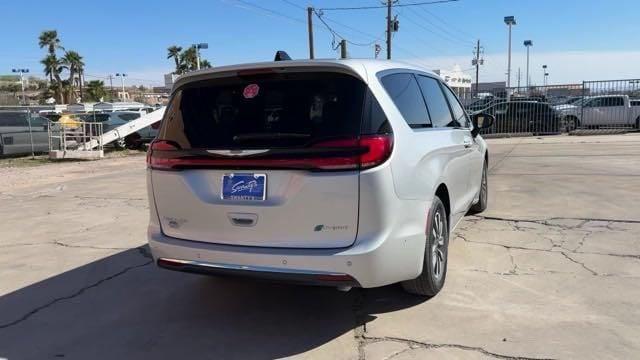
[434,65,472,99]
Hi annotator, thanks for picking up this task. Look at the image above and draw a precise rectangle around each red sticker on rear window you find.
[243,84,260,99]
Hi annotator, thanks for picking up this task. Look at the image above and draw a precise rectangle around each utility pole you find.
[386,0,392,60]
[339,40,347,59]
[307,7,315,59]
[472,40,483,97]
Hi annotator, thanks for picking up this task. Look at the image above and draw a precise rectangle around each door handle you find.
[463,138,473,148]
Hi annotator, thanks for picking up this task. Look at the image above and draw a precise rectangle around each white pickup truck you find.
[553,95,640,131]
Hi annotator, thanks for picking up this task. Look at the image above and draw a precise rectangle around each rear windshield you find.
[159,72,368,149]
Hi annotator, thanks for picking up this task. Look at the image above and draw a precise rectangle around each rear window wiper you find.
[233,133,311,142]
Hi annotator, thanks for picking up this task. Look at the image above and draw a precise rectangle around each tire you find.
[114,138,126,149]
[402,196,449,297]
[635,116,640,130]
[565,116,579,132]
[125,133,142,149]
[469,160,488,214]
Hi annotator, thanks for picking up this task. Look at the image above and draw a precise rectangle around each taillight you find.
[358,135,394,169]
[147,140,181,170]
[147,135,393,171]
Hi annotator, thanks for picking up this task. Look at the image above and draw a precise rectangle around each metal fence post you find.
[27,112,35,159]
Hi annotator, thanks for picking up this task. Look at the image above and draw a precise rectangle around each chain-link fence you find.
[0,110,50,157]
[466,79,640,136]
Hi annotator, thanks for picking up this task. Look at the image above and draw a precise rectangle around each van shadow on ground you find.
[0,246,426,359]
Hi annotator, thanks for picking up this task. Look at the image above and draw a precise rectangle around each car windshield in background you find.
[159,72,366,149]
[0,112,29,127]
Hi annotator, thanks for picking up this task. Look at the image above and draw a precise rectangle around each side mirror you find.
[471,112,495,137]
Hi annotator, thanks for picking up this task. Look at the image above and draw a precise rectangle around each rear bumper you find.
[156,257,360,287]
[148,221,426,288]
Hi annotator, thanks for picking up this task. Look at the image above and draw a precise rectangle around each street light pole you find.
[116,73,127,101]
[542,65,548,86]
[504,16,516,90]
[193,43,209,70]
[12,68,29,105]
[524,40,533,89]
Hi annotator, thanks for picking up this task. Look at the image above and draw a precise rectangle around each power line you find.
[418,6,476,39]
[279,0,385,47]
[399,10,472,51]
[228,0,306,25]
[319,0,459,11]
[409,7,475,45]
[313,9,380,47]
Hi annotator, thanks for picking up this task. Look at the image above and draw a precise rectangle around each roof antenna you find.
[274,51,292,61]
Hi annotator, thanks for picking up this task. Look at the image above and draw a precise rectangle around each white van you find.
[146,59,493,296]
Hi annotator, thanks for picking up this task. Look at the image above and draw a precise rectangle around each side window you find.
[415,76,455,128]
[361,89,391,134]
[29,116,47,127]
[606,97,624,107]
[441,84,469,127]
[380,73,431,128]
[118,113,141,121]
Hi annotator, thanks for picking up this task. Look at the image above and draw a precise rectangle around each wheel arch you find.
[434,183,450,224]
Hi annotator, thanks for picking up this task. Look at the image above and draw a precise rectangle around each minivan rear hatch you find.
[149,68,390,248]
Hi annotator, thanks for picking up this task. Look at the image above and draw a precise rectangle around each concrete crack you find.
[362,336,555,360]
[474,215,640,226]
[0,249,151,330]
[560,252,599,276]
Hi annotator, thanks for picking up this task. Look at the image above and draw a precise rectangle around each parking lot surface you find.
[1,134,639,359]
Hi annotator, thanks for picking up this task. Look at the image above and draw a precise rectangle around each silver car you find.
[0,111,50,156]
[147,60,492,296]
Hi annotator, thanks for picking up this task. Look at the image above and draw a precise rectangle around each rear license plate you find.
[221,173,267,201]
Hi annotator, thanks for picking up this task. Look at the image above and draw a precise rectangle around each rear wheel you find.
[469,160,488,214]
[125,133,142,149]
[402,196,449,297]
[565,116,579,132]
[114,138,126,149]
[635,116,640,130]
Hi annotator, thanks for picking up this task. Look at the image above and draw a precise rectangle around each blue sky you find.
[2,0,639,86]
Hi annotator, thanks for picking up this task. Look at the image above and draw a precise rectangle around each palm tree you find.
[200,59,212,69]
[62,50,85,101]
[38,30,65,103]
[180,47,198,72]
[86,80,106,102]
[167,46,183,74]
[38,30,63,55]
[41,54,58,82]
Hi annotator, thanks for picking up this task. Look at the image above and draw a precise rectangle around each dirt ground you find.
[1,134,639,359]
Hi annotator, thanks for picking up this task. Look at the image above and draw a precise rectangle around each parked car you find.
[146,59,493,297]
[555,95,640,131]
[79,111,143,148]
[465,95,504,112]
[481,101,561,134]
[0,111,50,156]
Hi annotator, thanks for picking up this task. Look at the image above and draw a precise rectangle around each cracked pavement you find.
[1,134,640,359]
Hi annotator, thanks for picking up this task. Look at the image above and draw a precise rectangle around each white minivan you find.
[147,59,493,296]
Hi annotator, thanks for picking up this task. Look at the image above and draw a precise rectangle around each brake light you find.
[359,135,394,169]
[147,135,393,171]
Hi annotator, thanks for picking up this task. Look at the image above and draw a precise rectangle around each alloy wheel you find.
[431,210,446,280]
